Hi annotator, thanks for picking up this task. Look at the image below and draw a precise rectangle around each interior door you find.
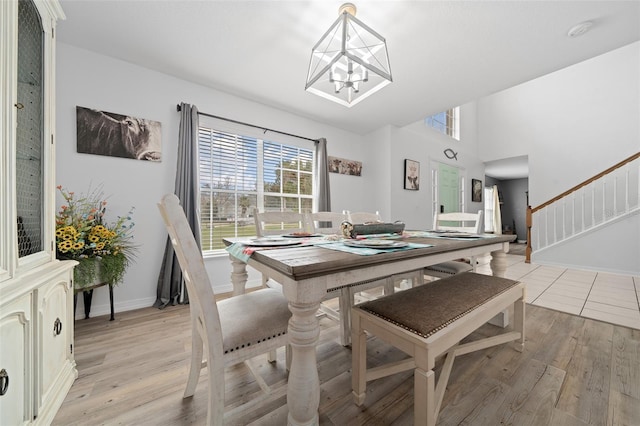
[438,163,459,215]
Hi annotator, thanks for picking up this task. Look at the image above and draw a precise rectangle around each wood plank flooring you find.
[54,294,640,426]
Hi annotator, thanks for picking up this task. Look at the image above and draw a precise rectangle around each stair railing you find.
[526,152,640,263]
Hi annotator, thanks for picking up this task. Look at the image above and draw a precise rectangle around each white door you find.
[439,163,460,215]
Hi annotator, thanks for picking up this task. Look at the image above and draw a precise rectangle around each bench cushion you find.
[356,272,520,339]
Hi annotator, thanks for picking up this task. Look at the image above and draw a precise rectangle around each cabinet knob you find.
[0,369,8,396]
[54,318,62,336]
[14,102,24,110]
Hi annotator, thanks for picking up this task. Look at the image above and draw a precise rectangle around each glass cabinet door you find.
[16,0,44,257]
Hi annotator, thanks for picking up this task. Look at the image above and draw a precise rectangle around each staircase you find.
[526,152,640,263]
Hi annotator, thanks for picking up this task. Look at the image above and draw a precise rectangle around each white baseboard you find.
[74,278,264,320]
[74,295,156,320]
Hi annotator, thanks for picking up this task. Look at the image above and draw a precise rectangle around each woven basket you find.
[352,222,405,236]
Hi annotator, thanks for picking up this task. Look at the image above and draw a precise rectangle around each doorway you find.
[431,162,465,224]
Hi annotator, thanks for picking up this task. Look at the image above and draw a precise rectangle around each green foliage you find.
[55,185,137,289]
[74,253,130,289]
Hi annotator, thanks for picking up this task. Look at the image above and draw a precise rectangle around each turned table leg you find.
[489,243,510,327]
[287,300,321,426]
[490,243,509,277]
[229,254,248,296]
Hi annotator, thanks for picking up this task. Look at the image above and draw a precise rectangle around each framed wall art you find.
[404,159,420,190]
[76,106,162,161]
[472,178,483,202]
[328,156,362,176]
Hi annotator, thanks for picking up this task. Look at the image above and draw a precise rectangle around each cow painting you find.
[76,106,162,161]
[328,156,362,176]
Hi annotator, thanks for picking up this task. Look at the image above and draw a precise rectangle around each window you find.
[425,107,460,140]
[198,127,314,252]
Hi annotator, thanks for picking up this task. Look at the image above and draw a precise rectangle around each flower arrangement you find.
[55,185,137,289]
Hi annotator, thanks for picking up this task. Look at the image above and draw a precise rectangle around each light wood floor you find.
[54,289,640,425]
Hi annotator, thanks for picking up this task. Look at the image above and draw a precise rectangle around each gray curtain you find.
[492,184,502,235]
[154,103,201,308]
[314,138,331,212]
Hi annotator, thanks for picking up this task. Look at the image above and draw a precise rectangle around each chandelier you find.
[305,3,392,107]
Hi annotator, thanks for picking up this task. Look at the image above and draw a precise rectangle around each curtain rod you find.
[176,103,320,143]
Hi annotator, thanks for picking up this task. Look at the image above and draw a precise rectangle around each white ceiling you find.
[56,1,639,136]
[56,1,639,180]
[484,155,529,180]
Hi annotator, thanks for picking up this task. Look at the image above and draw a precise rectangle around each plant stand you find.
[73,282,115,321]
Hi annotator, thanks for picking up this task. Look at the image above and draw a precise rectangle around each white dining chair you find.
[158,194,291,424]
[345,210,382,224]
[432,210,484,234]
[326,210,424,344]
[424,210,483,279]
[308,211,348,235]
[253,209,310,236]
[253,208,311,288]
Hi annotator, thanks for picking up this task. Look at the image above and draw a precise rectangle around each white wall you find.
[477,41,640,273]
[56,43,371,317]
[57,40,640,318]
[359,125,393,219]
[533,212,639,276]
[477,41,640,207]
[349,103,485,231]
[388,102,486,230]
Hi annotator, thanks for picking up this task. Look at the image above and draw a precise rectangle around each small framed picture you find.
[404,159,420,190]
[472,179,483,202]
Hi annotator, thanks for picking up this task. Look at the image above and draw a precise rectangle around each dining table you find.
[224,232,517,426]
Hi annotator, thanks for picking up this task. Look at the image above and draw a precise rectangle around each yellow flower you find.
[58,241,73,252]
[55,186,137,273]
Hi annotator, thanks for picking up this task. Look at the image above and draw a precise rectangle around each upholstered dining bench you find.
[351,272,525,426]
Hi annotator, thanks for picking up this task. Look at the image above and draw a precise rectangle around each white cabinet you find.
[0,0,76,424]
[36,269,75,423]
[0,294,33,425]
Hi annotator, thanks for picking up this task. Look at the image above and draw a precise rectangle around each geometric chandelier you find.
[305,3,392,108]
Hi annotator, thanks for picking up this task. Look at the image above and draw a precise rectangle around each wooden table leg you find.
[489,243,509,327]
[490,243,509,277]
[287,300,321,426]
[229,254,248,296]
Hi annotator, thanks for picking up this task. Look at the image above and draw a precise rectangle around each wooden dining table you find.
[224,233,516,426]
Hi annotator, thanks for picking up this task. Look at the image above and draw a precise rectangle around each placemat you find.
[319,241,432,256]
[226,239,333,263]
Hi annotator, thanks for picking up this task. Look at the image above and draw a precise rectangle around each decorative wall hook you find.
[444,148,458,160]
